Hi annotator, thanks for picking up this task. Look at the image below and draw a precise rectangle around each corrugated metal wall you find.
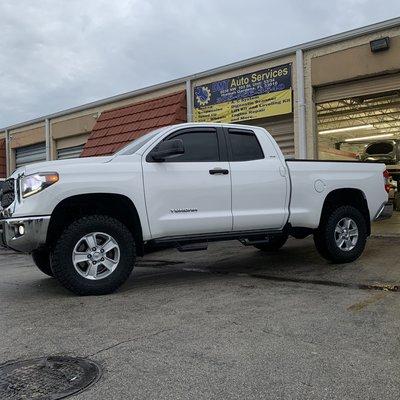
[57,144,84,160]
[15,143,46,168]
[255,115,295,156]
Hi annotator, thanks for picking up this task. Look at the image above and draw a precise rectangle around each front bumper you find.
[0,216,50,253]
[374,202,393,221]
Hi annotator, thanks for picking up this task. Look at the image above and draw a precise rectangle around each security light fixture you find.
[345,133,393,142]
[319,124,374,135]
[370,37,390,53]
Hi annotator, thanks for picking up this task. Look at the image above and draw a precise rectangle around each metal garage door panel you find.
[315,73,400,103]
[57,144,84,160]
[15,143,46,168]
[256,116,295,156]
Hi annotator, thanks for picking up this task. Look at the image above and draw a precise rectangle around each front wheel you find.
[51,215,136,295]
[314,205,367,264]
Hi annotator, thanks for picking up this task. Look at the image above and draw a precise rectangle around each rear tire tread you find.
[314,205,367,264]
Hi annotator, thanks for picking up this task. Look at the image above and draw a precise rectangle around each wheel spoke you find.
[345,239,353,250]
[349,228,358,236]
[335,226,343,234]
[102,239,118,254]
[86,263,98,278]
[85,234,97,249]
[101,257,117,271]
[73,252,88,264]
[337,239,345,248]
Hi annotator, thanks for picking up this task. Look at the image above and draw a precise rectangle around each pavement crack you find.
[86,328,173,358]
[178,267,400,293]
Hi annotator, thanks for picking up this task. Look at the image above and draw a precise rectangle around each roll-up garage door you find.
[15,143,46,168]
[256,115,295,156]
[57,144,84,160]
[315,73,400,103]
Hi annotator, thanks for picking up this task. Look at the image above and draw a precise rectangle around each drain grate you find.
[0,356,101,400]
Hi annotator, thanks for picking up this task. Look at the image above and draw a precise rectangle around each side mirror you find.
[151,139,185,161]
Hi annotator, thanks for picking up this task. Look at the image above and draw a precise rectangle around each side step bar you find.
[177,243,208,252]
[151,228,287,252]
[239,237,272,246]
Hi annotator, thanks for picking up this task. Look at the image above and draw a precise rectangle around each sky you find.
[1,0,400,128]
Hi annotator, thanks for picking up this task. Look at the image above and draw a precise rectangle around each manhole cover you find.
[0,356,101,400]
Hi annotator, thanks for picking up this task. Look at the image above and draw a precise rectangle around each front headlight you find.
[21,172,59,198]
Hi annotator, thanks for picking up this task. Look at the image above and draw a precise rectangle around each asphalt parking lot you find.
[1,234,400,399]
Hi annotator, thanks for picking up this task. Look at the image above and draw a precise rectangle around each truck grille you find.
[1,178,15,208]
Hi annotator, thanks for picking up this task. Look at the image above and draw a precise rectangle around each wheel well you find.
[319,189,371,235]
[46,193,144,255]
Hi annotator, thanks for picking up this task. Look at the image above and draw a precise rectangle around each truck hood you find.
[11,156,113,178]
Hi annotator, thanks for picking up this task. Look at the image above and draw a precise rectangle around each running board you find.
[239,237,272,246]
[176,243,208,252]
[152,228,285,247]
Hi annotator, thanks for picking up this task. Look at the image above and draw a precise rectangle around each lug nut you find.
[101,257,104,261]
[100,249,104,253]
[92,247,97,251]
[93,261,97,265]
[87,254,92,259]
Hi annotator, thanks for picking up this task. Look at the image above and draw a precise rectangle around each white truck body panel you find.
[287,161,387,229]
[1,122,389,246]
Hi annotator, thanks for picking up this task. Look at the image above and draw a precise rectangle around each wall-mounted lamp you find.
[370,37,390,53]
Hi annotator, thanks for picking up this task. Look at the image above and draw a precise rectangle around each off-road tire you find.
[314,205,367,264]
[254,233,288,252]
[32,248,53,277]
[51,215,136,295]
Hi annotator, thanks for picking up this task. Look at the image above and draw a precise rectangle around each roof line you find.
[2,16,400,132]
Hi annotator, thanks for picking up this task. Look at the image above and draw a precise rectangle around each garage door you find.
[57,144,84,160]
[315,73,400,103]
[255,115,295,156]
[15,143,46,168]
[316,73,400,162]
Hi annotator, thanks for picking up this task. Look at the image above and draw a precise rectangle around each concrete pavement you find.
[1,236,400,399]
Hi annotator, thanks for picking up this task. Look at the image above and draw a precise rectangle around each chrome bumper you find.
[0,216,50,253]
[374,202,393,221]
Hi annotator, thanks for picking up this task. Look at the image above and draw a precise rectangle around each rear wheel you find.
[254,233,288,252]
[314,205,367,263]
[51,215,136,295]
[32,248,53,277]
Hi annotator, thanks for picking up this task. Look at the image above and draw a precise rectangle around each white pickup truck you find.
[0,123,392,295]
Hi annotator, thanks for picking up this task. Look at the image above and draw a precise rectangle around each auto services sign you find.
[193,63,292,123]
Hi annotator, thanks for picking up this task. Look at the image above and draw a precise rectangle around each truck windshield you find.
[116,128,164,155]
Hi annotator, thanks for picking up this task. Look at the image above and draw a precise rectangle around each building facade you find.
[1,17,400,176]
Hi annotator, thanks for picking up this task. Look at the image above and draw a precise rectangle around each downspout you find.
[296,49,307,159]
[186,79,193,122]
[5,129,9,177]
[45,118,51,161]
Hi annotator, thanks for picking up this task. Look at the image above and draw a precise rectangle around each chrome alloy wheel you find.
[72,232,120,280]
[334,217,359,252]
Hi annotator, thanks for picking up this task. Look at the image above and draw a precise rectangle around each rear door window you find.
[227,129,264,161]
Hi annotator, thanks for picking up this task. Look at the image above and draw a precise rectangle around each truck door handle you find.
[209,168,229,175]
